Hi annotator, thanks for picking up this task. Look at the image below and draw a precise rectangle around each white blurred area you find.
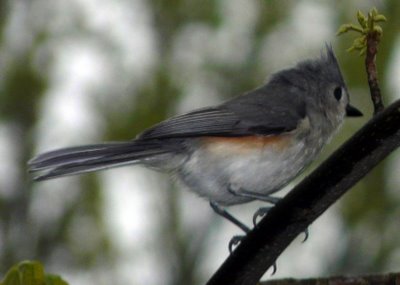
[2,0,399,284]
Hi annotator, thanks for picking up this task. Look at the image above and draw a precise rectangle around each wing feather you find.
[138,85,306,140]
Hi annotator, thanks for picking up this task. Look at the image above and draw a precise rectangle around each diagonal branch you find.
[207,99,400,285]
[259,272,400,285]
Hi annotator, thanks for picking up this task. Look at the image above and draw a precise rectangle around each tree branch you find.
[207,99,400,285]
[259,272,400,285]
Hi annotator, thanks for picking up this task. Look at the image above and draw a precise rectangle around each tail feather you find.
[29,141,167,181]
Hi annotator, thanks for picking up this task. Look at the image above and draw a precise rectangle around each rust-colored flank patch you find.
[201,135,292,154]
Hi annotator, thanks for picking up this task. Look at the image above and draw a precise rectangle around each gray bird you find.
[29,45,362,233]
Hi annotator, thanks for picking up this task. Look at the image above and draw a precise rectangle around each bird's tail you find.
[29,140,169,181]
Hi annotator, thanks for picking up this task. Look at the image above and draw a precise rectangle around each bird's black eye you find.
[333,86,342,101]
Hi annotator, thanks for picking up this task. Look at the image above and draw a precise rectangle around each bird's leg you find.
[227,185,280,226]
[209,201,250,233]
[228,185,281,204]
[210,201,250,253]
[228,186,309,241]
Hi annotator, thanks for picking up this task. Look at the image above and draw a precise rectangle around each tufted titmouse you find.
[29,46,362,232]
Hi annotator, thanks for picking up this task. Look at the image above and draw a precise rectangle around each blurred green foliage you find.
[0,261,68,285]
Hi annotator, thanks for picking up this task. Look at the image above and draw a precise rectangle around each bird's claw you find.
[229,235,244,253]
[252,206,272,226]
[302,228,309,242]
[271,262,277,275]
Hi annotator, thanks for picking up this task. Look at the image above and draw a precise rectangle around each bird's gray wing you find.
[138,86,306,140]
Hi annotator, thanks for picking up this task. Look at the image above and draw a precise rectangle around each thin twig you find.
[337,8,386,114]
[366,31,385,114]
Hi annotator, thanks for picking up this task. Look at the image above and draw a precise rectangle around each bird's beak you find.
[346,104,363,117]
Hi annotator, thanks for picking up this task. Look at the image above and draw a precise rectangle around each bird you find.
[29,45,362,237]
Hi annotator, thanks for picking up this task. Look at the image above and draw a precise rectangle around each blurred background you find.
[0,0,400,284]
